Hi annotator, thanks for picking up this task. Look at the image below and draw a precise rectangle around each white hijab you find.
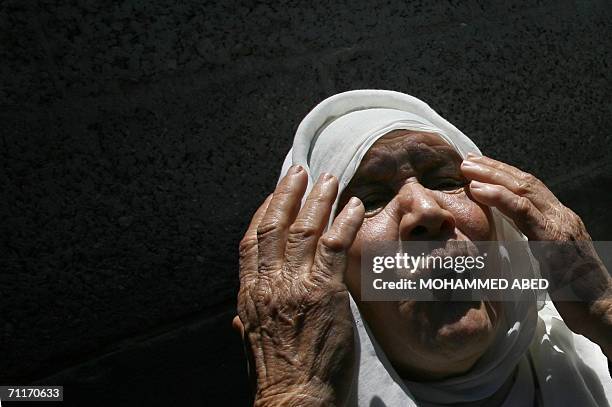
[277,90,611,406]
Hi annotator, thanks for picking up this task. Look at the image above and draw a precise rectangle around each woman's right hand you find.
[235,165,365,406]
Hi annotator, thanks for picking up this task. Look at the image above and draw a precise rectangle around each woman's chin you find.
[433,303,497,354]
[394,300,501,372]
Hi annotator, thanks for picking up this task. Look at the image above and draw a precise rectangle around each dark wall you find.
[1,1,611,406]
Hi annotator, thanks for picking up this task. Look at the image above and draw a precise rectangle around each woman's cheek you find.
[439,192,494,240]
[344,211,401,295]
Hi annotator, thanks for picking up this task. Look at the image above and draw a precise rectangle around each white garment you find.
[278,90,611,406]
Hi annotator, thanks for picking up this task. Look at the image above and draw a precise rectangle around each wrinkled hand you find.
[460,154,591,242]
[235,166,365,406]
[461,154,612,356]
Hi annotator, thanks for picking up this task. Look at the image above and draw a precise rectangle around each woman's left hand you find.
[460,154,612,357]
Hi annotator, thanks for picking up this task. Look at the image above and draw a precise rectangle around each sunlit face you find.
[336,130,503,380]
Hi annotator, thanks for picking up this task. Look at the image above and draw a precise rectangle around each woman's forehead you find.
[356,130,458,178]
[372,129,449,149]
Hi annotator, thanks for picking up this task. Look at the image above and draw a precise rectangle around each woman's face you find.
[336,130,503,380]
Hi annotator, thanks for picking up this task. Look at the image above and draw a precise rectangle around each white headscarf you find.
[277,90,611,406]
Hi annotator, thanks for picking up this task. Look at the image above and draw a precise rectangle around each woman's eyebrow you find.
[351,149,398,185]
[349,142,461,188]
[402,143,460,172]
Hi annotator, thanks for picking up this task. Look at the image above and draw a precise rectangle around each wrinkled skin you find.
[336,131,502,380]
[235,131,612,406]
[459,151,612,355]
[236,168,364,406]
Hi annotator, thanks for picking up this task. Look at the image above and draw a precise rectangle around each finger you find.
[465,153,525,179]
[257,165,308,273]
[462,158,555,212]
[468,180,548,240]
[285,173,338,275]
[461,159,522,192]
[311,197,365,283]
[239,193,273,286]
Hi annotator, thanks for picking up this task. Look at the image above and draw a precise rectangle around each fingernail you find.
[470,180,485,189]
[466,152,479,159]
[348,197,361,207]
[290,165,303,174]
[318,172,334,183]
[461,160,478,167]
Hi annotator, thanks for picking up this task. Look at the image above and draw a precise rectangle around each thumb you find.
[232,315,245,337]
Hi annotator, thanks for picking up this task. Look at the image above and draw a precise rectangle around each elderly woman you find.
[234,90,612,406]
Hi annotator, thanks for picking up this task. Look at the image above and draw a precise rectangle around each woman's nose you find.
[396,183,456,240]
